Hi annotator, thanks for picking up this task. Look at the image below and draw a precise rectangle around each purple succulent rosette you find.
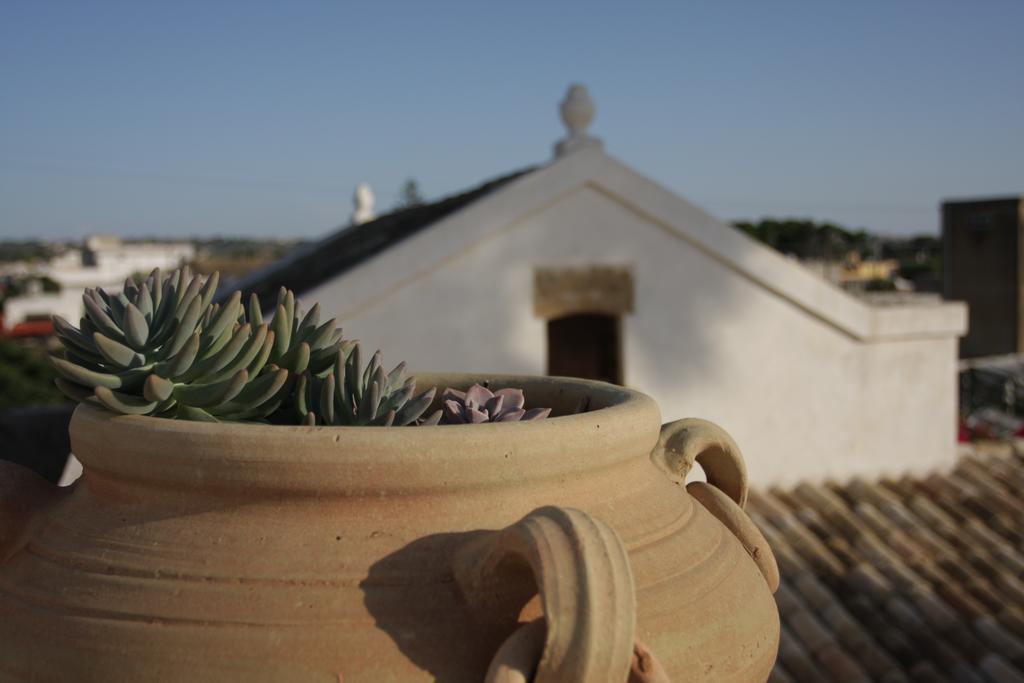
[440,384,552,424]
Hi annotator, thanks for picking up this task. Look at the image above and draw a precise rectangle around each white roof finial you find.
[351,182,376,225]
[554,83,603,158]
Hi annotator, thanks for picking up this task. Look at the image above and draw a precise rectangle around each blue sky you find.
[1,1,1022,240]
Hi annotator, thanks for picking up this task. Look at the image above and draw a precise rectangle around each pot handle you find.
[651,419,779,592]
[0,460,65,564]
[453,506,637,683]
[651,418,748,507]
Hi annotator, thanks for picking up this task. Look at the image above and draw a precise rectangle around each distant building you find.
[802,251,904,291]
[1,235,194,330]
[238,85,967,486]
[942,196,1023,358]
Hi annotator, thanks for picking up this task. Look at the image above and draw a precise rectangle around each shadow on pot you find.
[361,529,530,682]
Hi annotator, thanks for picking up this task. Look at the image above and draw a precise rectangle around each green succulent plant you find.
[51,266,553,429]
[50,267,294,421]
[295,342,439,426]
[247,287,343,378]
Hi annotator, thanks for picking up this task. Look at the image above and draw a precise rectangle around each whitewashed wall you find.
[3,289,83,327]
[301,151,965,486]
[2,239,194,328]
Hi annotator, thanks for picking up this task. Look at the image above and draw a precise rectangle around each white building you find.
[2,236,194,329]
[238,85,967,486]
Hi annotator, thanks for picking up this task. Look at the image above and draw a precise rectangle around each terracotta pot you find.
[0,374,779,682]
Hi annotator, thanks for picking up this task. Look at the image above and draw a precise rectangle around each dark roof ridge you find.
[227,166,536,307]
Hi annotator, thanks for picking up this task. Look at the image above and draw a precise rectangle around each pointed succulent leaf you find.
[52,315,99,355]
[174,272,204,319]
[319,371,336,424]
[443,399,466,423]
[294,372,310,419]
[271,304,292,359]
[143,375,175,403]
[123,302,150,350]
[203,290,240,346]
[484,394,504,419]
[176,405,219,422]
[197,271,220,312]
[166,295,204,358]
[51,356,153,391]
[359,375,381,422]
[149,268,163,309]
[64,347,106,370]
[494,388,526,412]
[246,331,276,377]
[54,377,97,403]
[135,283,154,321]
[308,345,340,376]
[295,303,320,340]
[207,324,267,382]
[372,410,396,427]
[82,293,123,340]
[393,387,436,426]
[94,387,158,415]
[196,317,237,363]
[305,318,337,351]
[93,333,145,369]
[148,282,180,345]
[247,292,263,327]
[227,367,288,410]
[420,410,442,426]
[187,323,250,380]
[217,397,284,422]
[379,379,415,416]
[156,332,201,379]
[385,361,407,393]
[444,388,466,402]
[361,351,382,394]
[107,292,128,329]
[465,384,492,410]
[280,340,310,374]
[282,289,295,336]
[173,369,249,408]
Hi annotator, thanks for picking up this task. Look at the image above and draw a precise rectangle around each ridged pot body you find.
[0,375,778,681]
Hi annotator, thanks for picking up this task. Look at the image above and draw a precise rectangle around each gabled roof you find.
[752,443,1024,682]
[233,147,965,341]
[233,168,534,307]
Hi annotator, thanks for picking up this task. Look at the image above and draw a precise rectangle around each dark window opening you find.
[547,313,622,385]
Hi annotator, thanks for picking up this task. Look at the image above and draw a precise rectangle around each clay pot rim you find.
[69,373,662,494]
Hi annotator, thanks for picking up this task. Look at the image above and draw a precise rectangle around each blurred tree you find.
[0,241,54,263]
[734,218,943,291]
[0,275,60,305]
[0,339,67,411]
[865,278,897,292]
[733,218,871,260]
[395,178,424,209]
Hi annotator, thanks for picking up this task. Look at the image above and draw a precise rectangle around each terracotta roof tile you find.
[755,443,1024,681]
